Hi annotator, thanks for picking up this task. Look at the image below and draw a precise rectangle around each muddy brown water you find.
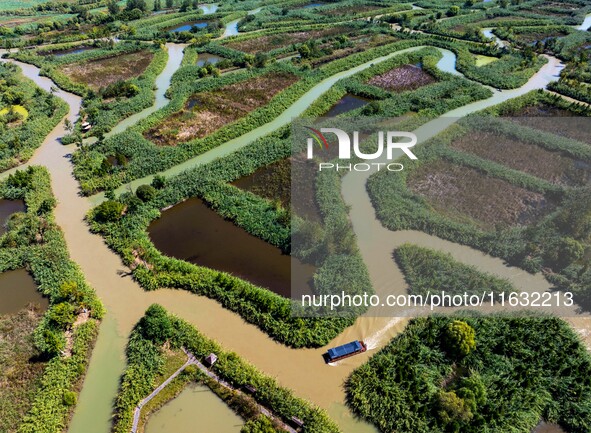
[0,199,25,235]
[325,94,370,117]
[148,197,315,298]
[196,53,224,67]
[145,384,243,433]
[532,422,567,433]
[0,268,48,315]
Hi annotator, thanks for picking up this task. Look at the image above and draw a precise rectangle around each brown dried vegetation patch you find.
[408,160,556,229]
[368,64,436,92]
[450,130,591,185]
[145,72,298,146]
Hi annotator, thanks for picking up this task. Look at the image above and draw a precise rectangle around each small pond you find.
[0,199,25,235]
[0,269,48,315]
[303,2,326,8]
[145,384,243,433]
[199,3,219,14]
[167,21,208,32]
[148,198,315,297]
[325,94,370,117]
[41,46,94,57]
[196,53,224,67]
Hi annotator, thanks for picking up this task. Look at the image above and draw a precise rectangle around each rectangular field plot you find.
[224,27,351,53]
[144,72,298,146]
[408,160,557,229]
[507,103,591,145]
[319,5,381,15]
[511,28,570,45]
[449,130,591,186]
[367,64,436,92]
[61,50,154,91]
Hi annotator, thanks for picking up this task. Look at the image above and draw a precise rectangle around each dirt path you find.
[183,349,298,433]
[131,352,197,433]
[131,348,298,433]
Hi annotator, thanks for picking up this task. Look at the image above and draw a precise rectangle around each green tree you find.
[241,416,277,433]
[136,184,157,202]
[254,52,268,68]
[58,281,85,305]
[447,5,460,16]
[445,320,476,357]
[456,373,487,409]
[298,43,311,59]
[139,304,175,345]
[179,0,190,12]
[37,328,65,355]
[107,0,120,15]
[94,200,125,222]
[556,188,591,240]
[63,390,77,406]
[126,0,147,12]
[48,302,76,329]
[151,175,166,189]
[438,390,474,425]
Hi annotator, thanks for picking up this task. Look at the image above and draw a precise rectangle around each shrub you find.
[136,184,157,202]
[93,200,125,222]
[47,303,76,329]
[62,391,77,407]
[151,175,166,189]
[101,81,141,99]
[445,320,476,357]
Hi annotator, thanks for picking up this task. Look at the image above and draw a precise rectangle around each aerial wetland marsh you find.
[2,0,591,433]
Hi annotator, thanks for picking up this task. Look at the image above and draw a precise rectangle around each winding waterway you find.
[92,46,463,203]
[576,13,591,31]
[481,27,506,48]
[103,43,186,138]
[2,31,589,433]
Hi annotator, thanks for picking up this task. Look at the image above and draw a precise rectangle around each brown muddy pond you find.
[0,199,25,235]
[532,422,566,433]
[0,269,48,315]
[148,198,315,297]
[325,94,370,117]
[196,53,224,67]
[145,384,243,433]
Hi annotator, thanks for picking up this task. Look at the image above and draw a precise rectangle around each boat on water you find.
[324,340,367,363]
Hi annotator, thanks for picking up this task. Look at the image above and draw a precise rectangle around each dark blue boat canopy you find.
[327,341,363,360]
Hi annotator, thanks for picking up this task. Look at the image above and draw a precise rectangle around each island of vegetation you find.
[346,314,591,433]
[0,166,103,433]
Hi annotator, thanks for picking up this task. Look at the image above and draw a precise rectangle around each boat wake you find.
[364,317,404,350]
